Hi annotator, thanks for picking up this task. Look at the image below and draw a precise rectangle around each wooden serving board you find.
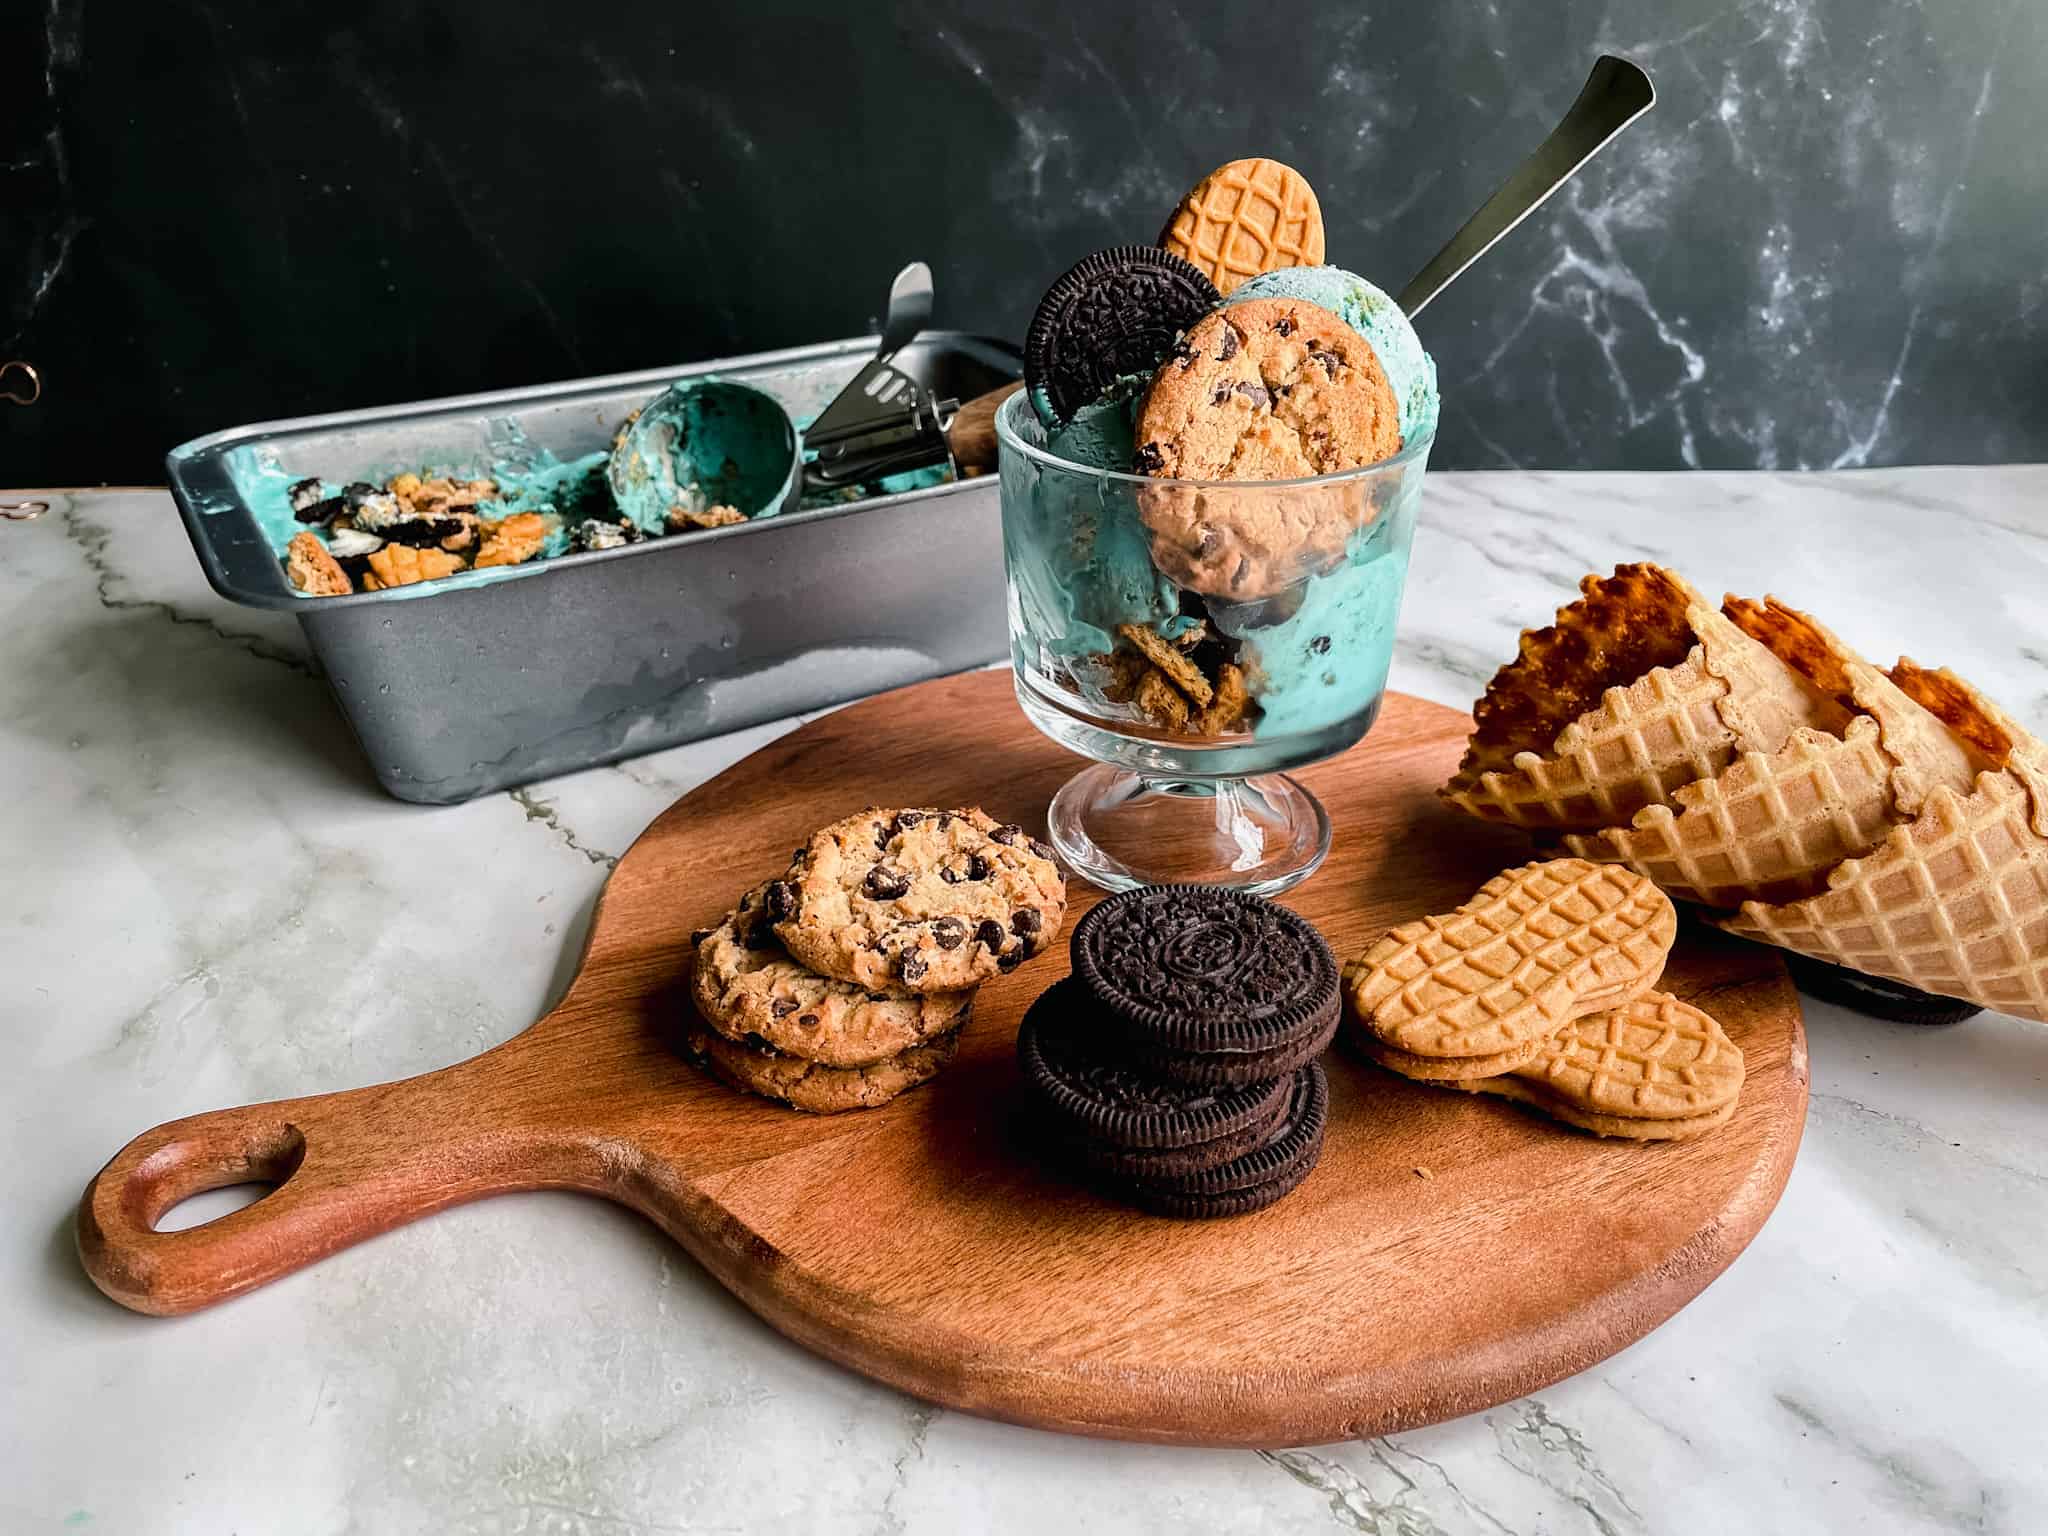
[77,673,1808,1448]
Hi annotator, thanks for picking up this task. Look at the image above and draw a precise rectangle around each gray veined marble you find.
[4,470,2045,1533]
[5,0,2047,482]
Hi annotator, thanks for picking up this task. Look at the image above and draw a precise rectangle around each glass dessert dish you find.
[997,389,1433,895]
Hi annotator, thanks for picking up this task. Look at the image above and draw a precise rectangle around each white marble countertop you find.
[5,471,2045,1535]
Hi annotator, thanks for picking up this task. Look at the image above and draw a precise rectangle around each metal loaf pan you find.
[166,334,1019,803]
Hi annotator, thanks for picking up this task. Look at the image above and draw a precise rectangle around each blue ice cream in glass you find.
[998,265,1437,895]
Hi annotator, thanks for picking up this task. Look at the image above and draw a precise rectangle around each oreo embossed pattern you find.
[1017,884,1338,1217]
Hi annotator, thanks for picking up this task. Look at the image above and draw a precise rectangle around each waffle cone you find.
[1444,565,1840,831]
[1565,599,1987,907]
[1722,768,2048,1022]
[1717,651,2048,1020]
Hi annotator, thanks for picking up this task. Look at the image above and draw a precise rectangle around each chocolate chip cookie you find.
[769,807,1067,992]
[684,1024,962,1114]
[691,883,974,1066]
[1134,297,1400,480]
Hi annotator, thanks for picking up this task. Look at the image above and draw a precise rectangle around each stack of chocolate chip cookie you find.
[1017,885,1338,1217]
[686,806,1067,1114]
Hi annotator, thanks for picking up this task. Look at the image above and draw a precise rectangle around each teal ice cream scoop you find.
[607,379,801,534]
[1228,267,1440,445]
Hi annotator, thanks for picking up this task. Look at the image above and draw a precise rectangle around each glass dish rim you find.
[993,386,1437,490]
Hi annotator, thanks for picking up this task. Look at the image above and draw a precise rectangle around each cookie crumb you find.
[474,511,550,568]
[285,531,351,596]
[668,503,747,532]
[362,544,464,590]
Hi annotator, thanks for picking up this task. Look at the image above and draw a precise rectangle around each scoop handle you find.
[1396,55,1655,317]
[948,381,1026,472]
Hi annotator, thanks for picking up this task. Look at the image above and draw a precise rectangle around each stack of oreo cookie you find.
[1018,885,1339,1218]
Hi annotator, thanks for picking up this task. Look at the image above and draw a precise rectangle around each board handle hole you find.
[156,1183,277,1232]
[136,1123,308,1234]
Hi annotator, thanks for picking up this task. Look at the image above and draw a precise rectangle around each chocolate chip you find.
[1011,909,1043,939]
[875,823,892,850]
[1310,635,1332,654]
[937,811,954,829]
[743,920,777,949]
[864,864,911,900]
[1217,322,1241,361]
[1212,385,1232,405]
[1314,348,1340,379]
[989,824,1022,845]
[763,881,797,921]
[1235,381,1271,409]
[689,928,712,947]
[1171,336,1198,370]
[1029,839,1057,863]
[932,916,966,950]
[797,1013,819,1028]
[997,948,1025,972]
[974,919,1005,950]
[939,867,962,885]
[894,809,927,833]
[1132,442,1166,475]
[899,949,928,983]
[1273,316,1295,337]
[963,852,991,882]
[771,998,800,1018]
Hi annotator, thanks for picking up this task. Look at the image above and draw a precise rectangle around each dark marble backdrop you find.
[5,0,2043,484]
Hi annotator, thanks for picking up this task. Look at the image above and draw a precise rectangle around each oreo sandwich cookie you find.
[1120,1063,1328,1219]
[1072,885,1341,1086]
[1018,978,1293,1173]
[1785,953,1983,1026]
[1025,245,1222,427]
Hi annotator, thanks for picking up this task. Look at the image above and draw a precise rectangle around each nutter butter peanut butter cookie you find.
[691,882,973,1066]
[1344,858,1677,1079]
[1159,157,1326,296]
[770,807,1067,992]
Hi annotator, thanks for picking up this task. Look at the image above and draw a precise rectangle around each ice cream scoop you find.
[606,378,800,534]
[1228,267,1440,445]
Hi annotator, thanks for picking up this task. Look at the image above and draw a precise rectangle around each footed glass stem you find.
[1046,765,1332,896]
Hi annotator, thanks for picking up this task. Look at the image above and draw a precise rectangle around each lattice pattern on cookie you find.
[1350,859,1676,1058]
[1510,991,1745,1120]
[1724,772,2048,1022]
[1566,717,1901,907]
[1162,159,1323,293]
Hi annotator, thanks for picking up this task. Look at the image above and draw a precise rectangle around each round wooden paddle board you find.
[78,672,1807,1447]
